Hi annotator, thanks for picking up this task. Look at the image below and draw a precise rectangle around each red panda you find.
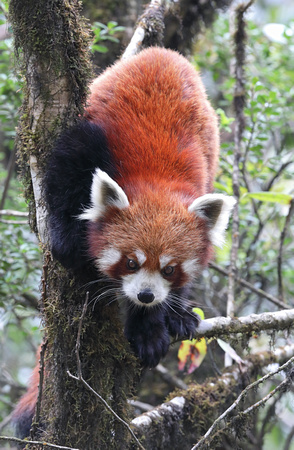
[44,46,235,368]
[12,352,40,439]
[13,47,235,439]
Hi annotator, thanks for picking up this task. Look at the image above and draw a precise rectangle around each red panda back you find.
[85,47,219,198]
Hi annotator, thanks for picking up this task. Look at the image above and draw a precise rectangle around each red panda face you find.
[82,170,236,307]
[87,193,207,307]
[96,247,201,307]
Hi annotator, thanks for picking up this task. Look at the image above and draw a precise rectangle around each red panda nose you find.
[137,289,155,304]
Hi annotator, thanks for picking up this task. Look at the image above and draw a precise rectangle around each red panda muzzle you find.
[137,288,155,304]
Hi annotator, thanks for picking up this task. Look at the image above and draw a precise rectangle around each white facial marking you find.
[159,255,174,269]
[208,196,236,247]
[188,194,236,247]
[135,250,147,266]
[122,269,171,307]
[182,259,199,277]
[97,247,121,272]
[79,169,129,221]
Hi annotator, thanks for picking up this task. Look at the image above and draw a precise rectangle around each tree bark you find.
[9,1,138,448]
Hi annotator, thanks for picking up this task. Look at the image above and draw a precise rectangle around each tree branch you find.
[191,348,294,449]
[154,363,188,390]
[278,198,294,301]
[122,0,169,59]
[194,308,294,340]
[131,344,294,449]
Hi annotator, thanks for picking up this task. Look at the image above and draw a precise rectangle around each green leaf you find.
[192,307,205,320]
[243,192,293,204]
[92,44,108,54]
[214,181,232,194]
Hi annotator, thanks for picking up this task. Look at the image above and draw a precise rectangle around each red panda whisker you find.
[164,301,184,319]
[89,287,120,310]
[80,277,115,291]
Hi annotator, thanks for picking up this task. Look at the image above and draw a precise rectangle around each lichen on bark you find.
[9,1,139,447]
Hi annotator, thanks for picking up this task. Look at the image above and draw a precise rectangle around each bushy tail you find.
[12,352,40,439]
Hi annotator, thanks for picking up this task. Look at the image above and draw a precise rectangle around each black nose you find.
[137,289,155,304]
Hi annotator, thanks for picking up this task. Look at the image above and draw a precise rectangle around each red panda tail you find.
[12,349,40,439]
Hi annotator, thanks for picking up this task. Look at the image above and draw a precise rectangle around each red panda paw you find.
[166,308,200,341]
[124,308,170,368]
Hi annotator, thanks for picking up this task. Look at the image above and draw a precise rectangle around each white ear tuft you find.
[188,194,236,247]
[79,169,129,221]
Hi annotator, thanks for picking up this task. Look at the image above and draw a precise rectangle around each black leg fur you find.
[44,121,116,269]
[165,287,200,339]
[124,305,170,368]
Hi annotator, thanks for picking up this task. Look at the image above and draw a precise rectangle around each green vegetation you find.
[0,4,293,447]
[194,15,294,303]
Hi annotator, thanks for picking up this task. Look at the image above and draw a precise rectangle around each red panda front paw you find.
[166,309,200,340]
[124,309,170,368]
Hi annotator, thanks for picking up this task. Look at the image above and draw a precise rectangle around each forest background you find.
[0,0,294,449]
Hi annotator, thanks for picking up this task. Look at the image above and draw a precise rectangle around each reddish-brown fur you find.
[86,47,219,196]
[88,190,213,283]
[14,48,221,426]
[12,352,39,432]
[86,48,219,276]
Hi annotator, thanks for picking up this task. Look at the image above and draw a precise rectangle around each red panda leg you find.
[124,305,170,368]
[165,287,200,339]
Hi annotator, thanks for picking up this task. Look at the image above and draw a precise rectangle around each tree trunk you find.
[9,0,138,448]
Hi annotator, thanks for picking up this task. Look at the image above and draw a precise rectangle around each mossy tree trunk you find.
[9,1,138,448]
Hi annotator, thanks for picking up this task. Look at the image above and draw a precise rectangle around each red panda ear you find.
[79,169,129,221]
[188,194,236,247]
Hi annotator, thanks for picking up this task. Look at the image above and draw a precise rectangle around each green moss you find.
[9,1,138,447]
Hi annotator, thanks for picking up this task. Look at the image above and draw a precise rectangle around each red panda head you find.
[80,169,236,307]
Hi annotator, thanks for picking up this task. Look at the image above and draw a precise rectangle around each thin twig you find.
[0,435,80,450]
[209,261,290,310]
[122,0,166,59]
[0,412,13,433]
[68,293,146,450]
[128,399,154,412]
[0,219,28,224]
[284,425,294,450]
[67,371,145,450]
[0,209,29,216]
[0,148,16,210]
[242,376,291,416]
[278,198,294,301]
[191,353,294,449]
[264,161,293,192]
[226,0,249,365]
[155,363,188,390]
[30,339,48,440]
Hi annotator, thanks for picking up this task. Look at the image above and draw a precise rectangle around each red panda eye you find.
[127,259,139,271]
[162,265,175,276]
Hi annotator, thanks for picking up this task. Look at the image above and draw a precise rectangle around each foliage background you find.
[0,0,293,448]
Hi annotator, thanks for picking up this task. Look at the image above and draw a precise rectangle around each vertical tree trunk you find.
[9,1,138,447]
